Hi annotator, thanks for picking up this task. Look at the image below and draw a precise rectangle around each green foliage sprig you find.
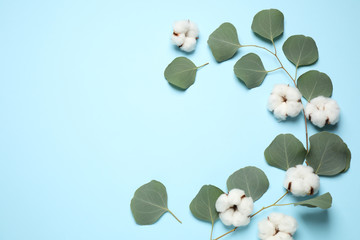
[130,8,351,240]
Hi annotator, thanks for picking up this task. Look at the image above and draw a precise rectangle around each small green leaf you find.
[164,57,198,90]
[227,166,269,201]
[297,70,333,101]
[294,192,332,209]
[190,185,224,223]
[264,134,306,171]
[234,53,267,89]
[282,35,318,67]
[131,180,179,225]
[343,143,352,173]
[251,9,284,42]
[207,22,240,62]
[307,132,349,176]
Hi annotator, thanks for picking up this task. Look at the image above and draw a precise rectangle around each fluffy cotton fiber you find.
[215,188,254,227]
[171,20,199,52]
[283,165,320,197]
[258,212,297,240]
[268,84,303,120]
[304,96,340,128]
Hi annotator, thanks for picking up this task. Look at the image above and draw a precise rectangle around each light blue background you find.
[0,0,359,239]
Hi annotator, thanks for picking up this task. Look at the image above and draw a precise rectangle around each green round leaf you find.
[343,143,351,173]
[190,185,224,224]
[164,57,198,90]
[282,35,319,67]
[207,22,240,62]
[297,70,333,101]
[251,9,284,42]
[234,53,267,89]
[294,192,332,209]
[227,166,269,201]
[306,132,349,176]
[130,180,169,225]
[264,134,306,171]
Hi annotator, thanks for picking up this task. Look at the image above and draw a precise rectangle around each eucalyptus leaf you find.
[306,132,349,176]
[207,22,240,62]
[282,35,318,67]
[131,180,179,225]
[294,192,332,209]
[297,70,333,101]
[190,185,224,223]
[264,134,306,171]
[343,143,352,172]
[234,53,267,89]
[227,166,269,201]
[251,9,284,42]
[164,57,198,90]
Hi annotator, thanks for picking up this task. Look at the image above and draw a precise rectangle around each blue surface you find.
[0,0,359,239]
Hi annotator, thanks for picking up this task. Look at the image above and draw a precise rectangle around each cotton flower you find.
[215,189,254,227]
[258,212,297,240]
[171,20,199,52]
[304,96,340,128]
[283,165,320,197]
[268,84,303,120]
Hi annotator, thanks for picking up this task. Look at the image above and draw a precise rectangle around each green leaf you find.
[190,185,224,223]
[264,134,306,171]
[297,70,333,101]
[251,9,284,42]
[343,143,352,173]
[131,180,179,225]
[207,22,240,62]
[164,57,198,90]
[227,166,269,201]
[282,35,318,67]
[294,192,332,209]
[234,53,267,89]
[307,132,349,176]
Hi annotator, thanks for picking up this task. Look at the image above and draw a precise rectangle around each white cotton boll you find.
[238,197,254,216]
[278,215,297,235]
[173,20,190,34]
[232,211,250,227]
[324,100,340,124]
[284,165,320,196]
[289,180,310,196]
[219,208,234,226]
[275,232,293,240]
[303,173,320,195]
[258,219,276,240]
[272,84,288,96]
[215,193,230,213]
[286,101,303,117]
[187,21,199,38]
[171,33,185,47]
[268,212,286,226]
[180,37,197,52]
[268,94,283,111]
[228,189,245,205]
[305,96,340,128]
[273,102,288,120]
[286,87,302,101]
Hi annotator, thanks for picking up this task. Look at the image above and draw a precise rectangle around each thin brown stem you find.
[250,191,289,218]
[213,227,237,240]
[240,44,275,55]
[197,62,209,69]
[168,210,182,224]
[267,67,282,73]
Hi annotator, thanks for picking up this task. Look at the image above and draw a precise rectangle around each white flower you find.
[215,189,253,227]
[258,212,297,240]
[283,165,320,197]
[268,84,303,120]
[171,20,199,52]
[304,96,340,128]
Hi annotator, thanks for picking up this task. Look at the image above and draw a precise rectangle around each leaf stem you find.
[250,191,289,218]
[213,227,237,240]
[210,222,214,240]
[240,44,275,56]
[168,210,182,224]
[266,67,282,73]
[197,62,209,69]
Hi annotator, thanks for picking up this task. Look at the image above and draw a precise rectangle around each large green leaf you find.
[264,134,306,171]
[297,70,333,101]
[131,180,178,225]
[234,53,267,89]
[307,132,349,176]
[251,9,284,42]
[294,192,332,209]
[227,166,269,201]
[207,22,240,62]
[164,57,198,90]
[190,185,223,223]
[343,143,352,173]
[282,35,318,67]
